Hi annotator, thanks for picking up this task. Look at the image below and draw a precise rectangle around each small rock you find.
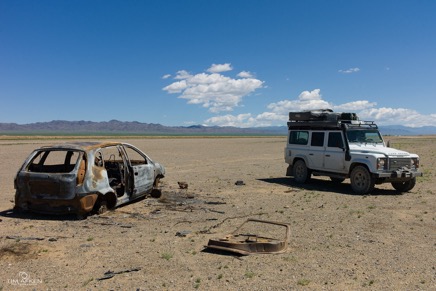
[178,182,188,189]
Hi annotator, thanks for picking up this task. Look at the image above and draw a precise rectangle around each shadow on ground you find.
[257,177,404,196]
[0,208,83,221]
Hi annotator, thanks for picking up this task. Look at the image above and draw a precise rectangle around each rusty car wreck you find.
[14,141,165,217]
[206,219,291,255]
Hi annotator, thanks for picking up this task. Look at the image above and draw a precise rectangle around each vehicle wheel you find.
[350,165,375,194]
[330,177,345,183]
[150,188,162,198]
[392,178,416,192]
[93,198,108,215]
[293,160,310,183]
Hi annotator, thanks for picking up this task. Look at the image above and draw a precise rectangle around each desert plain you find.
[0,136,434,290]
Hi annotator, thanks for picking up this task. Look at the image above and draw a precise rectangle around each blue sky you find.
[1,0,435,127]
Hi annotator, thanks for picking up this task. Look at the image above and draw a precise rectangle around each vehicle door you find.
[307,132,325,170]
[122,144,154,198]
[324,131,346,173]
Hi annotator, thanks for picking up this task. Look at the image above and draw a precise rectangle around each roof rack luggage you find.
[288,109,358,122]
[287,109,364,130]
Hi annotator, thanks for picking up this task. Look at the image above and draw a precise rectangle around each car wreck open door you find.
[122,145,155,198]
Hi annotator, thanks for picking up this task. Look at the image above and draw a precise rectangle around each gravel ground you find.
[0,136,434,290]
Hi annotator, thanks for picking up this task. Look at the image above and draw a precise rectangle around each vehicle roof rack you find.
[287,110,378,130]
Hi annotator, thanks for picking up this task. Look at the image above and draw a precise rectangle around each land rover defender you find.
[284,110,422,194]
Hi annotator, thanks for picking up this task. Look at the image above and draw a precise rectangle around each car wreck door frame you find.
[121,144,155,198]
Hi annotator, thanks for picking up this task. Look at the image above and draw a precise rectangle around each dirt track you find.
[0,137,435,290]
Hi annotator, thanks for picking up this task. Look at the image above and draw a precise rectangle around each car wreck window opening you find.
[124,145,148,166]
[27,149,81,173]
[99,146,126,195]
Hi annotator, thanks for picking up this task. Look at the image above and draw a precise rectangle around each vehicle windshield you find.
[346,129,383,144]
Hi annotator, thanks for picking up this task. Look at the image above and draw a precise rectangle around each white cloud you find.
[207,63,233,73]
[267,89,332,115]
[163,65,264,113]
[204,114,255,127]
[339,67,360,74]
[162,74,171,79]
[359,107,436,127]
[237,71,253,78]
[162,80,187,93]
[204,88,436,128]
[333,100,377,111]
[175,70,192,79]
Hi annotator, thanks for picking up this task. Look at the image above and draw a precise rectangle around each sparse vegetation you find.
[297,279,310,286]
[245,271,255,279]
[161,252,173,260]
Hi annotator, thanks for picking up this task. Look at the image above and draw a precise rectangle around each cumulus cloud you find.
[207,63,233,73]
[237,71,253,78]
[266,89,331,115]
[333,100,377,111]
[204,88,436,128]
[175,70,192,80]
[163,64,264,113]
[162,74,171,79]
[339,67,360,74]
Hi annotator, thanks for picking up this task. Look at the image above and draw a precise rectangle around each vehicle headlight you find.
[412,158,419,169]
[377,158,386,170]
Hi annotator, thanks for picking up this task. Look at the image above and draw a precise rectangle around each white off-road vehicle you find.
[284,110,422,194]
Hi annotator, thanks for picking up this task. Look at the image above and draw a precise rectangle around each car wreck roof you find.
[38,141,123,151]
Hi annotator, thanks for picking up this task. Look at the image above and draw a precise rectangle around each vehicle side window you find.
[289,131,309,145]
[311,132,325,147]
[328,132,344,148]
[124,146,148,165]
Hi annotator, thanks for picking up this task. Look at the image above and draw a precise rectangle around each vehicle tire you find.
[150,188,162,198]
[293,160,311,183]
[392,177,416,192]
[350,165,375,194]
[330,177,345,183]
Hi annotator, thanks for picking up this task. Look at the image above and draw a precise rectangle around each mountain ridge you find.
[0,120,435,135]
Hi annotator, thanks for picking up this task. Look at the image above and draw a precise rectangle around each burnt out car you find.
[14,142,165,217]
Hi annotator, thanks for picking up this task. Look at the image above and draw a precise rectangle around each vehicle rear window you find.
[289,131,309,145]
[27,150,81,173]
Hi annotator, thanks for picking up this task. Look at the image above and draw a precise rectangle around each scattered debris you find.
[175,230,192,237]
[202,208,225,214]
[206,219,290,255]
[178,182,188,189]
[235,180,245,186]
[97,267,142,281]
[204,201,226,205]
[6,236,44,241]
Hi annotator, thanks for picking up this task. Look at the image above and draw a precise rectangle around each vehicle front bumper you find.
[374,168,422,180]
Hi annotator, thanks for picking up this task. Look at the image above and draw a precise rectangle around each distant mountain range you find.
[0,120,435,136]
[0,120,284,135]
